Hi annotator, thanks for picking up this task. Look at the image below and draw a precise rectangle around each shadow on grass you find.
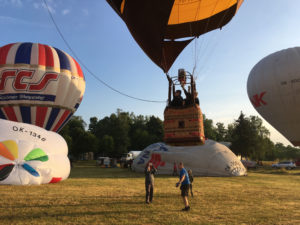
[69,166,175,179]
[0,194,182,221]
[0,210,145,221]
[249,167,300,176]
[69,167,144,179]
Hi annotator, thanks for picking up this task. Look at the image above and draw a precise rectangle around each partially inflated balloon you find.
[0,118,70,185]
[132,141,246,176]
[0,42,85,132]
[247,47,300,146]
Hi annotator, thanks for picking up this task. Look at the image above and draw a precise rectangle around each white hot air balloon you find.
[247,47,300,146]
[0,119,70,185]
[132,141,246,176]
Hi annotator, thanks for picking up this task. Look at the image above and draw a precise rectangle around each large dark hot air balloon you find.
[107,0,243,72]
[107,0,243,146]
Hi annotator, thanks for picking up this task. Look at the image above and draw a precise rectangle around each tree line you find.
[59,109,300,161]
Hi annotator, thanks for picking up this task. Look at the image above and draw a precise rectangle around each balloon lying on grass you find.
[132,140,246,176]
[247,47,300,146]
[0,118,70,185]
[0,42,86,132]
[107,0,244,72]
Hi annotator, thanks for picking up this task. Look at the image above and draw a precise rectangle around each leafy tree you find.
[203,114,217,140]
[59,116,98,158]
[98,135,114,157]
[146,116,163,143]
[229,112,275,160]
[215,122,227,142]
[60,110,300,161]
[230,112,253,158]
[88,117,98,134]
[130,129,152,150]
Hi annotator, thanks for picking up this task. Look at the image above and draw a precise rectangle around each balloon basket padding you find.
[163,105,205,146]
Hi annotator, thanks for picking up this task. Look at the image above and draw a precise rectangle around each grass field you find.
[0,161,300,225]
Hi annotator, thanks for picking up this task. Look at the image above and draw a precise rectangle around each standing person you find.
[188,169,194,197]
[172,162,177,176]
[176,162,191,211]
[144,162,157,204]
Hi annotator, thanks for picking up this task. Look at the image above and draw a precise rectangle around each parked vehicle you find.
[271,161,296,169]
[96,157,111,167]
[120,151,141,168]
[241,160,258,169]
[295,159,300,167]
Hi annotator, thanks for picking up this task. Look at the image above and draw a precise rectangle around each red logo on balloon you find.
[149,153,165,168]
[251,92,267,107]
[0,70,58,92]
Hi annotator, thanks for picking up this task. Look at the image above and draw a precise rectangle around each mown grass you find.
[0,161,299,225]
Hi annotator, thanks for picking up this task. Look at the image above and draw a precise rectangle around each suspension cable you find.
[42,0,166,103]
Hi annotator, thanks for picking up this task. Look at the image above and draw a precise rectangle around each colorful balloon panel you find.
[0,42,86,132]
[247,47,300,146]
[0,118,70,185]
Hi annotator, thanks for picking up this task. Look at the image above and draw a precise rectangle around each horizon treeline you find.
[59,109,300,161]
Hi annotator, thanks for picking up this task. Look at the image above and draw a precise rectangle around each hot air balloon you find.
[107,0,243,72]
[247,47,300,146]
[107,0,243,146]
[132,141,246,176]
[0,118,70,185]
[0,42,86,132]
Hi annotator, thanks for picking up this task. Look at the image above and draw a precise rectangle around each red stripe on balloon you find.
[43,45,54,68]
[3,106,18,122]
[0,163,14,170]
[38,44,46,66]
[52,110,71,132]
[36,106,48,128]
[0,43,14,64]
[73,58,84,78]
[49,177,62,183]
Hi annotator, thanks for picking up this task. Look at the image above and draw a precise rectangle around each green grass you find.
[0,161,300,225]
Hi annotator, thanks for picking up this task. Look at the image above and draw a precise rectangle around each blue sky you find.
[1,0,300,145]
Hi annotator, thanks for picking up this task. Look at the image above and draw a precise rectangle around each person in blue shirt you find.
[176,162,190,211]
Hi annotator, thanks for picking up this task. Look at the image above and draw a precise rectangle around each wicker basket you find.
[164,105,205,146]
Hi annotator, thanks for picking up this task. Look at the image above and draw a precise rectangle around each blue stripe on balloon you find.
[15,43,33,64]
[22,163,40,177]
[54,47,71,71]
[20,106,31,124]
[0,109,7,119]
[57,112,73,133]
[46,108,60,130]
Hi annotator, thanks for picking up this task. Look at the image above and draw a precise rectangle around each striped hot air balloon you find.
[0,42,86,132]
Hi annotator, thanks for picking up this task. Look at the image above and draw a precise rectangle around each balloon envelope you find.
[107,0,243,72]
[247,47,300,146]
[132,141,246,176]
[0,42,86,132]
[0,118,70,185]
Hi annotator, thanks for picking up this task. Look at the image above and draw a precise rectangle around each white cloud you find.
[33,2,39,9]
[10,0,22,7]
[62,9,70,15]
[82,9,89,16]
[32,0,56,14]
[0,0,22,7]
[0,15,51,28]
